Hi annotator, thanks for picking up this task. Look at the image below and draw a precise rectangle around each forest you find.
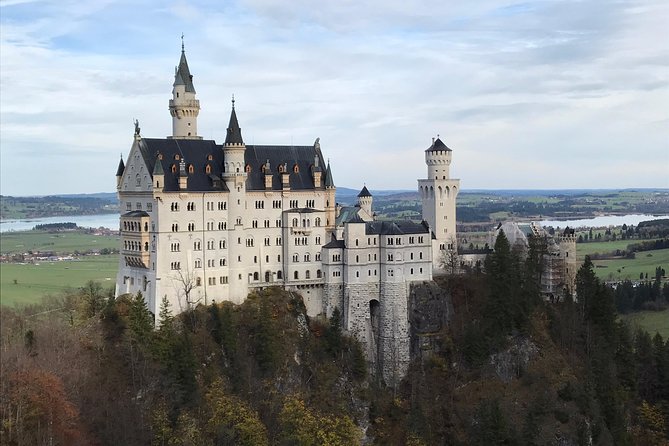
[1,231,668,445]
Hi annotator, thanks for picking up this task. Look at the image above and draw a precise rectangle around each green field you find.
[1,230,119,255]
[590,248,669,282]
[0,256,118,306]
[623,309,669,339]
[577,240,639,258]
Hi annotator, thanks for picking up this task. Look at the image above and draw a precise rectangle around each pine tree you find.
[128,291,154,345]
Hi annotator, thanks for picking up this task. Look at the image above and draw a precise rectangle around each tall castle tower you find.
[169,40,201,139]
[418,137,460,264]
[222,99,248,300]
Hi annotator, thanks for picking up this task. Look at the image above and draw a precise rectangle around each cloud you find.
[1,0,667,195]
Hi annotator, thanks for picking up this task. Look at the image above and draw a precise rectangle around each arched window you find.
[195,277,201,286]
[277,270,283,279]
[294,271,299,280]
[316,269,322,278]
[253,272,259,281]
[305,270,310,279]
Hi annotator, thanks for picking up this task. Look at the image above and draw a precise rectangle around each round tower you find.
[357,185,373,219]
[168,40,201,139]
[417,137,460,265]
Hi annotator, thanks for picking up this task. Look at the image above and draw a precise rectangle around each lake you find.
[1,212,667,233]
[0,214,119,232]
[539,214,668,229]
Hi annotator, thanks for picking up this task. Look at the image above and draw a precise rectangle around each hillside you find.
[2,247,668,445]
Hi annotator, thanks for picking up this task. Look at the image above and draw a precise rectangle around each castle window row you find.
[122,221,148,232]
[292,270,322,280]
[123,240,148,252]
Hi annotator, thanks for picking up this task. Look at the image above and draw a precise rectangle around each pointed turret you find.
[116,157,125,190]
[153,157,164,175]
[224,102,244,145]
[357,185,373,219]
[116,157,125,177]
[357,186,371,197]
[173,43,196,93]
[324,161,335,188]
[153,157,164,190]
[169,38,201,139]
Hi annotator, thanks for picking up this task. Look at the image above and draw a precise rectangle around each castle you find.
[114,45,459,385]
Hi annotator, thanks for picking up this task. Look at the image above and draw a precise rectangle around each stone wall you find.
[408,281,452,362]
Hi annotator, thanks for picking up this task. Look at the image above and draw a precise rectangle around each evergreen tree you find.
[128,291,154,345]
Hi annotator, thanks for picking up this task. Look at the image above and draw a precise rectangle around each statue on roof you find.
[134,119,141,136]
[314,137,320,150]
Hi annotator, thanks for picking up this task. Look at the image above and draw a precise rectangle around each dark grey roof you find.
[365,220,430,235]
[347,213,366,224]
[324,162,334,188]
[138,138,228,192]
[122,210,150,218]
[174,49,195,93]
[335,206,359,226]
[357,186,372,197]
[425,137,452,152]
[137,138,327,193]
[323,239,346,249]
[245,144,326,191]
[224,107,243,145]
[116,158,125,176]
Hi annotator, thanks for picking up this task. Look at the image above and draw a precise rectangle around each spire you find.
[116,157,125,177]
[425,136,451,152]
[153,157,164,175]
[357,185,372,197]
[224,99,244,145]
[324,161,335,188]
[173,38,195,93]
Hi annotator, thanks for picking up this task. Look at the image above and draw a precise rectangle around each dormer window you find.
[293,164,299,173]
[205,164,212,174]
[278,164,286,173]
[188,164,194,174]
[245,164,252,173]
[171,164,177,173]
[207,154,213,161]
[157,153,163,160]
[174,154,180,160]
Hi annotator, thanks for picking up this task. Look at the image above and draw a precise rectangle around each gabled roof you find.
[116,158,125,176]
[173,48,196,93]
[224,107,243,145]
[357,186,372,198]
[425,137,452,152]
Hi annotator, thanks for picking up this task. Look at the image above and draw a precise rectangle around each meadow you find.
[623,309,669,339]
[1,230,119,255]
[588,248,669,282]
[0,255,118,306]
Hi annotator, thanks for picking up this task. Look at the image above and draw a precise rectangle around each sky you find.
[1,0,668,196]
